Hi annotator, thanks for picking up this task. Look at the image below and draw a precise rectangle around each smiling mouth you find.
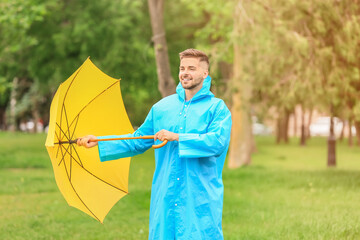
[182,79,192,82]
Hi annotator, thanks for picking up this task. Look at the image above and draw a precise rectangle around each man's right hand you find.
[77,135,98,148]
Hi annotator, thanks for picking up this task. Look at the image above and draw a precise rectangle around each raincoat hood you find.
[176,75,214,101]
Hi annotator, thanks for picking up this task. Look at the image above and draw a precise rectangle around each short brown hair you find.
[179,48,209,69]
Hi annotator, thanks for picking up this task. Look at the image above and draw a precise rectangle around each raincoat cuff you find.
[97,136,113,162]
[178,133,199,157]
[97,135,140,162]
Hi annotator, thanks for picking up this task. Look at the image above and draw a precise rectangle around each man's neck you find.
[185,89,196,101]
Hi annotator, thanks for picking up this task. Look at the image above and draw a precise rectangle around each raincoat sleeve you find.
[178,101,232,158]
[97,108,155,162]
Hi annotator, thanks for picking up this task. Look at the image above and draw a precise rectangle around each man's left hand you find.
[154,130,179,142]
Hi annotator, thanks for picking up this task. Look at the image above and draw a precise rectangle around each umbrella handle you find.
[152,139,168,149]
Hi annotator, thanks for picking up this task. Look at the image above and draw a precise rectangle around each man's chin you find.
[181,83,193,89]
[182,85,196,90]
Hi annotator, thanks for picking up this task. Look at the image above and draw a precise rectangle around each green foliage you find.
[0,76,11,106]
[0,0,163,126]
[179,0,234,62]
[0,0,48,58]
[174,0,360,126]
[1,0,360,129]
[353,102,360,122]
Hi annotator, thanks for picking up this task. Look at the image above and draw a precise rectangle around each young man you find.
[78,49,232,240]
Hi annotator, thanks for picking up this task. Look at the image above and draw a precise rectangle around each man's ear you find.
[199,61,209,79]
[203,70,209,79]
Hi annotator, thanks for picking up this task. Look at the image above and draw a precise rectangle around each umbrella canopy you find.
[45,58,133,223]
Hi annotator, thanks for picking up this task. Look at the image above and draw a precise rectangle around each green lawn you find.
[1,132,360,239]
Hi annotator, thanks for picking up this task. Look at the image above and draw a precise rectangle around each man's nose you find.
[182,73,190,79]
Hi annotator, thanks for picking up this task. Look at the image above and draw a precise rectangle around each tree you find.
[0,0,161,129]
[147,0,176,97]
[228,0,253,167]
[178,0,254,167]
[0,0,49,131]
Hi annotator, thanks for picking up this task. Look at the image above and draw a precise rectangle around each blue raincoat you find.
[98,76,232,240]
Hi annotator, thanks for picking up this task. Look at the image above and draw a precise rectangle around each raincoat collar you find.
[176,75,214,102]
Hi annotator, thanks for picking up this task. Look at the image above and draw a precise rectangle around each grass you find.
[1,132,360,239]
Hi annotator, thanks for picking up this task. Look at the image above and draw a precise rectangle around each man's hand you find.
[77,135,98,148]
[154,130,179,142]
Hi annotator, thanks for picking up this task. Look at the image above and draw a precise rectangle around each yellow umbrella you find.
[45,58,165,223]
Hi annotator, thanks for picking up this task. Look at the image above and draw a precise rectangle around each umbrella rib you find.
[59,145,64,166]
[63,105,71,142]
[70,156,128,194]
[82,166,129,194]
[58,143,71,169]
[55,134,69,163]
[62,65,84,104]
[57,147,64,166]
[70,143,72,181]
[70,115,80,142]
[55,131,61,158]
[71,142,83,167]
[57,137,66,166]
[56,122,71,142]
[59,143,128,193]
[59,146,103,222]
[59,104,64,142]
[66,115,83,167]
[58,143,81,168]
[56,113,82,170]
[68,179,101,222]
[68,115,83,168]
[67,81,118,132]
[58,143,66,170]
[58,66,83,142]
[60,144,72,181]
[55,128,73,179]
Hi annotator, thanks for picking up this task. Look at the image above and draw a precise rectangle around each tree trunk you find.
[8,77,18,132]
[327,115,336,167]
[276,109,290,144]
[228,87,252,168]
[147,0,176,97]
[250,125,257,153]
[354,121,360,147]
[300,105,306,146]
[284,110,290,143]
[32,100,40,133]
[276,118,281,144]
[0,107,6,130]
[339,119,345,142]
[228,1,252,168]
[218,61,233,103]
[293,108,297,137]
[348,117,353,147]
[306,108,313,139]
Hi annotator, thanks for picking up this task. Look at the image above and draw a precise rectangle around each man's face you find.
[179,57,208,91]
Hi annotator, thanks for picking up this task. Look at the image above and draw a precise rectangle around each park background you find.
[1,0,360,239]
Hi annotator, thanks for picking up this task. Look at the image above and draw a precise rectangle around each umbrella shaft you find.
[90,136,155,142]
[56,135,155,144]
